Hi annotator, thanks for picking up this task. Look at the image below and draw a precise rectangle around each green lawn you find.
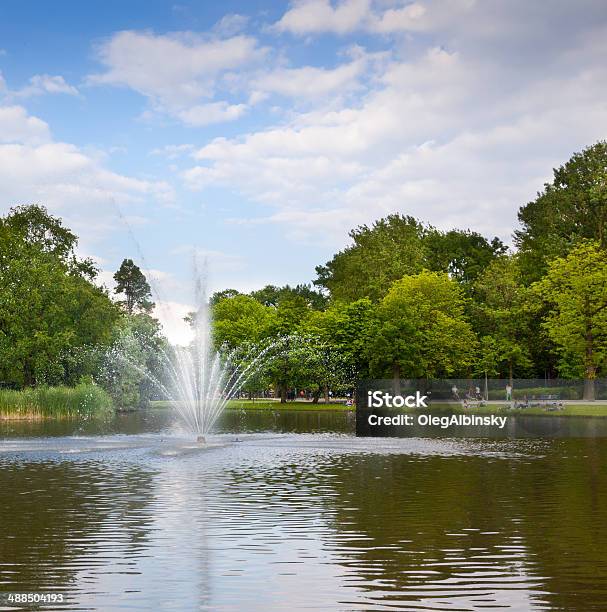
[426,402,607,418]
[151,399,353,412]
[150,399,607,417]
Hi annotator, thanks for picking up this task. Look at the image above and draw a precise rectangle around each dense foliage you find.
[0,205,167,411]
[0,205,120,387]
[209,141,607,400]
[2,141,607,407]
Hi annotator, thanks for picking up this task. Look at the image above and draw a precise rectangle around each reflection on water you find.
[1,409,607,610]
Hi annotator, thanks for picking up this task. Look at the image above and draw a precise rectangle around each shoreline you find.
[151,400,354,412]
[151,399,607,417]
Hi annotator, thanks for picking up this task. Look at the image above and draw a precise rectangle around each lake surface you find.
[1,408,607,611]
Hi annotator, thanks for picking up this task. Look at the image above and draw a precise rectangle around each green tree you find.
[315,214,504,301]
[515,141,607,281]
[367,271,477,385]
[114,259,154,314]
[425,229,507,289]
[98,313,167,409]
[250,283,327,310]
[212,294,276,350]
[471,256,534,385]
[534,242,607,400]
[303,298,375,384]
[209,288,241,306]
[2,203,96,277]
[265,294,313,402]
[315,214,428,301]
[0,206,119,387]
[249,285,282,307]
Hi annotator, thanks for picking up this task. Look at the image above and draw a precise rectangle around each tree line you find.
[0,205,165,408]
[211,142,607,401]
[0,141,606,405]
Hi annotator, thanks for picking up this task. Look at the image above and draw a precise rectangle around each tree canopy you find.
[367,271,477,381]
[534,242,607,399]
[515,140,607,281]
[314,214,505,301]
[114,258,154,314]
[0,206,119,386]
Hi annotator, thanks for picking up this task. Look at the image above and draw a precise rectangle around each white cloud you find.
[88,30,266,125]
[273,0,477,36]
[368,2,427,33]
[175,101,248,126]
[170,245,245,272]
[182,20,607,246]
[154,301,194,346]
[13,74,79,98]
[213,13,250,37]
[0,105,51,144]
[0,104,174,247]
[253,58,365,98]
[274,0,371,35]
[150,144,195,159]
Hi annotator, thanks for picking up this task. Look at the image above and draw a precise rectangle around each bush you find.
[0,383,113,419]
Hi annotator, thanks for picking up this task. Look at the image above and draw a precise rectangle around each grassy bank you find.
[151,399,353,412]
[424,402,607,418]
[0,383,113,420]
[151,399,607,416]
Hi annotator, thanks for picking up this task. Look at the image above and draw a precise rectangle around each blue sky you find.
[1,0,607,342]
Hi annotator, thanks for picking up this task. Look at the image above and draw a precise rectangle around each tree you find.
[249,285,282,307]
[515,141,607,282]
[2,204,97,278]
[366,271,477,385]
[250,283,328,310]
[315,214,504,301]
[209,289,241,306]
[303,298,375,384]
[265,294,312,402]
[212,294,277,350]
[0,206,119,387]
[534,242,607,400]
[315,214,428,301]
[113,259,154,314]
[471,256,534,385]
[425,229,507,289]
[98,313,168,409]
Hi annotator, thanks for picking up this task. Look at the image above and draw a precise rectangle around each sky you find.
[1,0,607,343]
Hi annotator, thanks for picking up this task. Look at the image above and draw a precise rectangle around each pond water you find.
[1,408,607,611]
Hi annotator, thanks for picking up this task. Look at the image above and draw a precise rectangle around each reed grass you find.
[0,383,113,420]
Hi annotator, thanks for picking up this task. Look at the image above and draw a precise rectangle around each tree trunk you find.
[280,385,287,404]
[583,326,596,401]
[23,359,34,387]
[392,363,401,395]
[323,384,330,404]
[484,371,488,402]
[583,375,596,401]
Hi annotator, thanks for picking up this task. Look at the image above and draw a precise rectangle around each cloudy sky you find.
[1,0,607,342]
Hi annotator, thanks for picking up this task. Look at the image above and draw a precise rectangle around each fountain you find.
[109,273,279,442]
[160,277,241,440]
